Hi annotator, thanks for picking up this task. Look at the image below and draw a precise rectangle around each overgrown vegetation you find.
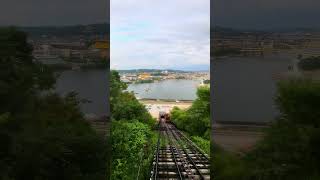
[213,79,320,180]
[171,86,210,138]
[111,121,156,180]
[110,70,156,180]
[171,86,210,153]
[191,136,210,154]
[298,56,320,70]
[0,28,108,179]
[212,143,247,180]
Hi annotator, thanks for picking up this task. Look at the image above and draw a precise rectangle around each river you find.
[127,79,202,100]
[53,55,294,123]
[212,54,294,123]
[55,70,109,117]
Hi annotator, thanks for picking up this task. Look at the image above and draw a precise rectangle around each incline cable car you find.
[159,111,170,123]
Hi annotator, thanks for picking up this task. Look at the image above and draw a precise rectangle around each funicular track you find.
[151,119,210,180]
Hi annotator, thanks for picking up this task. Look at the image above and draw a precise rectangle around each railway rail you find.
[150,119,210,180]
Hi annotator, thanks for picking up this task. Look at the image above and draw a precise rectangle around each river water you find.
[53,54,294,123]
[55,70,109,116]
[127,79,201,101]
[212,54,294,123]
[54,70,199,116]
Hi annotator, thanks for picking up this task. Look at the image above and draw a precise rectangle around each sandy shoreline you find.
[212,123,267,153]
[139,99,193,118]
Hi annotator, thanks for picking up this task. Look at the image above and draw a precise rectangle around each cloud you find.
[111,0,210,70]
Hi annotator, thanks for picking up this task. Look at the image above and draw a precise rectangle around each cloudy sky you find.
[111,0,210,71]
[0,0,109,26]
[213,0,320,30]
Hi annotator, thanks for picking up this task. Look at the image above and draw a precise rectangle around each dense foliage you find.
[212,143,247,180]
[171,86,210,139]
[298,56,320,70]
[0,27,55,114]
[0,28,108,180]
[110,70,154,126]
[110,70,156,180]
[191,136,210,154]
[213,79,320,180]
[111,121,156,180]
[245,79,320,179]
[170,85,210,160]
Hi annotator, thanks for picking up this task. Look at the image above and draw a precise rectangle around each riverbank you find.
[139,98,193,103]
[212,123,267,154]
[139,99,192,118]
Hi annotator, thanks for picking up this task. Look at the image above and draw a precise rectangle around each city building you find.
[138,73,152,80]
[92,40,109,59]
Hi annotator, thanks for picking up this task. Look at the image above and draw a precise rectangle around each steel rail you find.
[176,130,210,171]
[168,124,205,180]
[174,126,210,174]
[169,123,210,170]
[165,122,194,179]
[151,122,161,179]
[177,130,210,161]
[151,120,210,180]
[165,127,183,179]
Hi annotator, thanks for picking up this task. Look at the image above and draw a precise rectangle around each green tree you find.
[212,143,248,180]
[112,92,154,126]
[110,70,127,113]
[298,56,320,70]
[212,79,320,180]
[245,79,320,180]
[0,28,55,114]
[110,70,154,126]
[110,70,156,179]
[0,28,108,180]
[171,86,210,139]
[111,121,155,180]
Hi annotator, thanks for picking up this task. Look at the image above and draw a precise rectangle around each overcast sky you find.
[111,0,210,70]
[213,0,320,30]
[0,0,109,26]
